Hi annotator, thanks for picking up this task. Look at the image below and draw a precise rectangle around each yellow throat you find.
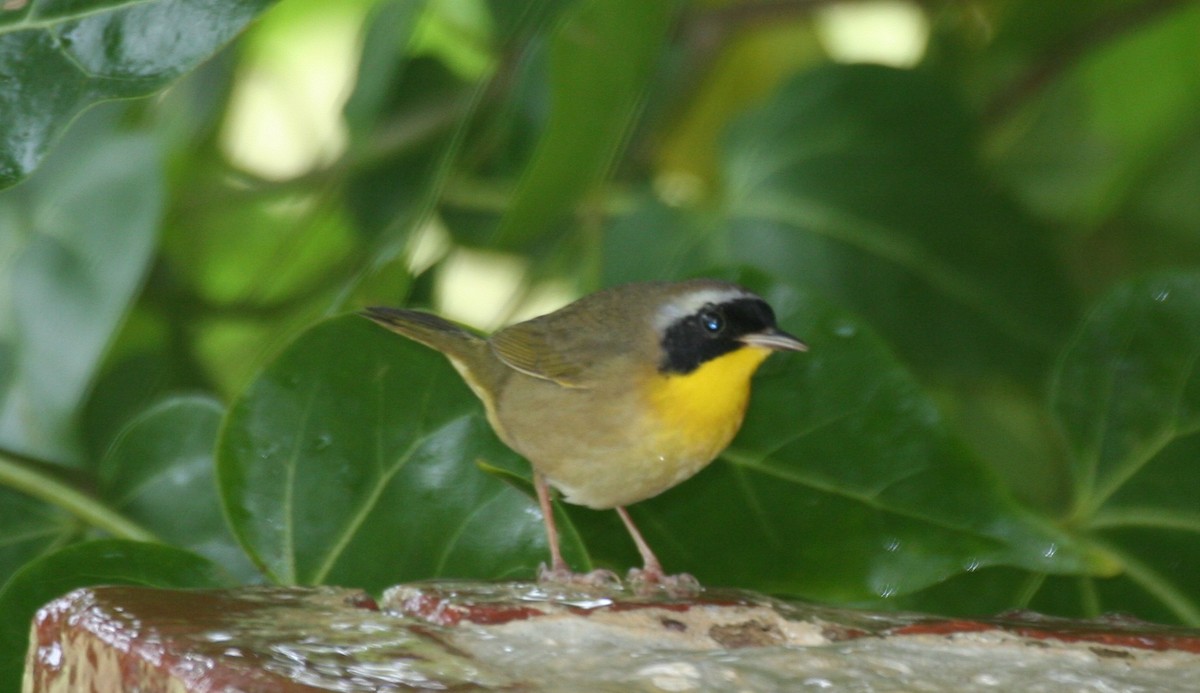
[646,346,772,456]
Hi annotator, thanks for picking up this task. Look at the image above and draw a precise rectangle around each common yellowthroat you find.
[363,279,805,587]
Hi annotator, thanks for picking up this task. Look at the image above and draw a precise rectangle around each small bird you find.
[363,279,805,588]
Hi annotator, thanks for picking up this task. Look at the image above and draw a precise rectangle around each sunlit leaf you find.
[217,315,585,590]
[0,0,278,188]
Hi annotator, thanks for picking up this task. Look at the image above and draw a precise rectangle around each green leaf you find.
[991,3,1200,227]
[721,64,1078,380]
[1050,272,1200,624]
[0,485,72,589]
[0,0,278,189]
[0,107,162,464]
[491,0,677,246]
[600,196,714,287]
[1055,274,1200,518]
[342,0,427,140]
[0,539,230,692]
[604,276,1101,601]
[100,395,260,582]
[217,314,583,590]
[81,351,182,463]
[486,0,576,41]
[344,58,468,242]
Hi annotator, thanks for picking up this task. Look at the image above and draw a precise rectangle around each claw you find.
[625,567,702,597]
[537,563,622,589]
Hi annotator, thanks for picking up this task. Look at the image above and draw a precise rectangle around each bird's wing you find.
[489,312,617,388]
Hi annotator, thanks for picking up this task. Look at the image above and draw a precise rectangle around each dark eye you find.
[699,310,723,335]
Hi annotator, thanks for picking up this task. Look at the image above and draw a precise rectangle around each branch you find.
[0,450,158,543]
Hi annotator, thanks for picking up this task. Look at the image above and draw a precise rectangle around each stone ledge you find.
[24,582,1200,691]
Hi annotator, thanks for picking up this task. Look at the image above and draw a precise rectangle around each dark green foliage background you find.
[3,0,1200,683]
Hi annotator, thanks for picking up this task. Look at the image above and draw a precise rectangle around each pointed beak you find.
[740,328,808,352]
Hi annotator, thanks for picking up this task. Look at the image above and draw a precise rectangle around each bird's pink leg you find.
[617,506,701,594]
[615,506,664,580]
[534,472,569,576]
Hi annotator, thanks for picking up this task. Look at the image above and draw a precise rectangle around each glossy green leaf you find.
[0,539,230,692]
[605,276,1102,601]
[217,314,584,590]
[721,64,1078,380]
[0,108,162,464]
[1049,273,1200,624]
[491,0,677,246]
[100,395,260,582]
[0,0,277,188]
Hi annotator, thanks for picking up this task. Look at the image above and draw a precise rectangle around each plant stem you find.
[0,452,158,543]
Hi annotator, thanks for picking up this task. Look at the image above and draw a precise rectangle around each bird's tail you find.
[361,307,504,392]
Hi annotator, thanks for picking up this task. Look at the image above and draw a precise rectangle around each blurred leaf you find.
[988,2,1200,229]
[0,0,278,189]
[486,0,576,41]
[99,395,260,582]
[0,108,162,464]
[160,188,359,396]
[343,0,427,139]
[345,58,468,242]
[81,351,180,462]
[1134,126,1200,237]
[163,196,356,307]
[342,4,482,302]
[600,195,714,286]
[722,64,1078,380]
[492,0,677,246]
[0,539,230,692]
[217,315,585,590]
[0,485,72,590]
[656,16,823,196]
[1050,272,1200,625]
[602,275,1102,601]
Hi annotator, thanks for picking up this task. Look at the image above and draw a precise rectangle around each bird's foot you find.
[537,563,622,590]
[625,567,702,597]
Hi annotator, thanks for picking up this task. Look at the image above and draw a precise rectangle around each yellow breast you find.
[644,346,772,459]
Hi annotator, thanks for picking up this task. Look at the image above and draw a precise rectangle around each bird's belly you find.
[494,349,766,509]
[496,386,698,509]
[546,429,726,510]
